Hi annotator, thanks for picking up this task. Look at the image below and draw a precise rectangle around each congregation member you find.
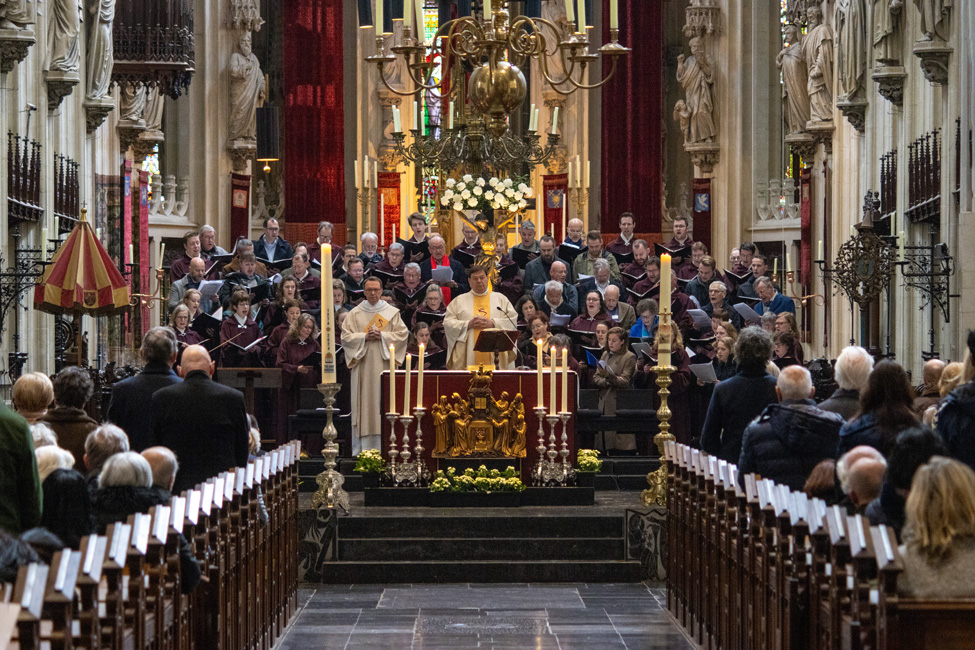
[82,424,131,493]
[451,223,482,264]
[737,366,845,490]
[921,361,964,426]
[629,299,658,340]
[532,259,577,315]
[168,256,213,314]
[573,230,621,281]
[819,345,874,421]
[773,312,804,362]
[284,252,320,308]
[223,238,269,277]
[836,447,887,514]
[306,221,336,264]
[253,217,294,265]
[898,456,975,597]
[342,276,408,453]
[753,275,795,316]
[538,280,576,320]
[564,218,585,248]
[603,285,636,330]
[276,314,320,443]
[198,224,229,259]
[358,232,383,266]
[420,235,467,302]
[42,366,98,472]
[35,446,74,481]
[443,265,518,370]
[576,259,624,311]
[219,252,270,308]
[700,327,778,462]
[370,242,407,280]
[149,345,249,493]
[106,327,181,452]
[684,255,721,306]
[593,326,637,455]
[169,231,203,283]
[523,236,561,290]
[38,466,90,549]
[838,360,920,457]
[935,332,975,470]
[342,258,367,302]
[511,220,540,254]
[628,256,661,304]
[620,239,650,290]
[11,372,53,425]
[219,291,262,367]
[141,446,180,496]
[914,358,945,416]
[605,212,637,259]
[0,397,41,536]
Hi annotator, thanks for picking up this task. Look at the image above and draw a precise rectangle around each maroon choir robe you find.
[293,272,321,309]
[219,315,261,367]
[173,327,203,366]
[636,347,693,446]
[410,304,447,351]
[495,255,524,306]
[620,261,648,291]
[605,236,634,258]
[276,337,321,443]
[568,312,612,360]
[169,254,192,283]
[627,278,660,306]
[307,241,342,265]
[450,240,481,267]
[263,321,292,366]
[406,340,445,370]
[670,290,698,339]
[394,280,428,325]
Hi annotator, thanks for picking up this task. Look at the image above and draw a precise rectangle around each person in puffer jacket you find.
[738,365,845,490]
[935,331,975,471]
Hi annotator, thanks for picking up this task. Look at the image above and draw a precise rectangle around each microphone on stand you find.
[496,305,519,329]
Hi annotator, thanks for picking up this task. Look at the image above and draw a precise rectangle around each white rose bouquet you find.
[440,175,533,215]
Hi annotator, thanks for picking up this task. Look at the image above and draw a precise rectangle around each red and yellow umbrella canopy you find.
[34,213,130,316]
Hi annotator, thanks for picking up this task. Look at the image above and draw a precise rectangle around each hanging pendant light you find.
[256,105,280,173]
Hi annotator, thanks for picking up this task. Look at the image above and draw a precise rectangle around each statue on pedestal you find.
[874,0,904,64]
[47,0,80,72]
[836,0,868,100]
[0,0,33,30]
[802,5,834,124]
[85,0,115,100]
[675,36,715,144]
[913,0,951,42]
[229,30,266,144]
[777,23,810,134]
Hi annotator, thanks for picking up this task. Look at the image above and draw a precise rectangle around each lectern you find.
[473,328,518,369]
[214,367,281,416]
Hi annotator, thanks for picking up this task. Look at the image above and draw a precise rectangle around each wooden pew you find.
[40,549,81,650]
[75,535,107,650]
[0,604,20,650]
[11,563,48,650]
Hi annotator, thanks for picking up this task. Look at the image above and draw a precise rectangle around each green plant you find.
[353,449,386,473]
[577,449,603,472]
[429,465,526,493]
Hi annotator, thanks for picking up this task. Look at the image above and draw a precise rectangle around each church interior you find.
[2,0,975,648]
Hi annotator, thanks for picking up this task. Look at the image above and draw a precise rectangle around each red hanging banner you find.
[378,172,402,248]
[230,173,251,244]
[542,173,569,242]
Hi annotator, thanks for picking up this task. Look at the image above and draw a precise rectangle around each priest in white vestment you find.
[443,265,518,370]
[341,276,409,453]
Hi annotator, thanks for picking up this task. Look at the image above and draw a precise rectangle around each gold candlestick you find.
[312,382,350,513]
[642,363,675,507]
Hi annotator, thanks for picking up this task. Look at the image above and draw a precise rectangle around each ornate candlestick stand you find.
[643,364,675,506]
[393,412,418,486]
[386,412,400,478]
[558,411,575,482]
[412,405,430,484]
[532,406,548,485]
[312,382,350,513]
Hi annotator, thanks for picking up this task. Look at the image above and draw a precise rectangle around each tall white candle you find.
[158,242,166,270]
[129,243,134,263]
[528,103,536,131]
[610,0,619,30]
[375,0,383,33]
[380,194,386,246]
[773,257,778,277]
[536,339,544,408]
[785,252,792,273]
[551,107,559,135]
[415,0,424,43]
[484,0,492,20]
[417,343,425,407]
[561,348,568,412]
[393,106,401,133]
[899,231,905,260]
[54,217,60,236]
[373,159,379,187]
[355,161,361,189]
[817,240,823,261]
[389,345,396,413]
[549,345,557,415]
[561,197,567,240]
[565,0,574,23]
[363,158,370,188]
[40,228,47,245]
[534,108,540,134]
[576,0,585,30]
[585,161,591,188]
[405,0,413,29]
[448,100,454,130]
[403,354,412,415]
[659,254,672,368]
[321,244,336,382]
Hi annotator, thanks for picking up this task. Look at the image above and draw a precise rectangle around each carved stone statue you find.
[874,0,903,64]
[143,85,164,132]
[802,5,834,123]
[228,31,266,143]
[118,83,146,123]
[777,23,810,134]
[0,0,34,30]
[47,0,80,71]
[85,0,115,99]
[229,0,263,32]
[836,0,868,100]
[675,36,716,144]
[913,0,951,42]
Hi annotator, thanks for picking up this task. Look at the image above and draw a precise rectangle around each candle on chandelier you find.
[772,257,778,277]
[565,0,575,23]
[899,231,905,260]
[536,339,544,409]
[54,217,59,236]
[561,348,568,413]
[404,0,413,29]
[403,354,412,416]
[375,0,383,34]
[567,163,573,189]
[576,0,585,30]
[785,252,792,274]
[415,0,425,44]
[417,343,425,407]
[413,100,418,133]
[575,157,582,189]
[420,97,426,136]
[817,240,823,261]
[610,0,619,30]
[484,0,492,20]
[528,103,536,131]
[448,100,454,130]
[40,228,47,246]
[551,107,559,135]
[373,159,379,188]
[534,108,540,133]
[158,242,166,270]
[585,160,590,189]
[388,345,396,413]
[393,106,401,133]
[363,158,370,188]
[129,243,134,264]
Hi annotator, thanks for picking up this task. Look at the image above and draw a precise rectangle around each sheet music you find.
[733,302,762,324]
[431,266,454,284]
[690,363,719,383]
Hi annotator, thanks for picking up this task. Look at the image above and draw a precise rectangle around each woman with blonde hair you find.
[12,372,54,424]
[181,288,204,319]
[921,361,965,426]
[899,456,975,597]
[275,314,320,443]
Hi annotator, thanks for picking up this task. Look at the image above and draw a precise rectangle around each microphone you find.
[496,305,518,329]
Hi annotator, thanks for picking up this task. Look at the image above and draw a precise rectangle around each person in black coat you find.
[252,217,295,265]
[418,235,469,299]
[935,331,975,471]
[737,366,845,490]
[106,327,182,452]
[39,469,92,550]
[700,327,778,462]
[148,345,249,495]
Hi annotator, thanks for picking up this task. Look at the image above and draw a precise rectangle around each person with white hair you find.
[819,345,875,421]
[358,232,383,266]
[141,446,179,494]
[83,424,131,488]
[30,422,57,449]
[34,445,76,482]
[737,365,846,490]
[198,224,229,259]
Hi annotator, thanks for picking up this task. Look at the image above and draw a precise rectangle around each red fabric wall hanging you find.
[230,173,251,244]
[542,173,569,241]
[283,0,345,227]
[378,172,402,247]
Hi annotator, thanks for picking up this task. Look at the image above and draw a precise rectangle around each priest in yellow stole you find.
[443,265,518,370]
[341,276,409,453]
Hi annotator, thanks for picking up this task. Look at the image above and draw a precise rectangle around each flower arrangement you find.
[429,465,527,493]
[353,449,386,474]
[577,449,603,473]
[440,175,533,214]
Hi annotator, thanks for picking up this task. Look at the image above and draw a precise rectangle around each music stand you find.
[214,367,282,416]
[474,329,519,369]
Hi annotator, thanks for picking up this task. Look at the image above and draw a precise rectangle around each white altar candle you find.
[373,159,379,188]
[393,106,401,133]
[785,252,792,274]
[549,345,557,415]
[561,348,568,413]
[40,228,47,246]
[610,0,618,30]
[129,243,134,264]
[321,244,336,383]
[389,345,396,413]
[54,217,60,236]
[158,242,166,270]
[551,107,559,135]
[536,339,544,409]
[403,354,412,415]
[363,158,370,188]
[417,343,425,407]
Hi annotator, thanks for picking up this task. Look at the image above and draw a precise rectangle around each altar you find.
[380,369,578,484]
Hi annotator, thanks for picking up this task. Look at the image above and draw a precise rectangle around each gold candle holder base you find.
[643,364,675,507]
[312,382,350,513]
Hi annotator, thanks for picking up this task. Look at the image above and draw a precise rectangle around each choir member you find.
[407,322,445,370]
[712,336,737,381]
[306,221,339,265]
[604,285,636,330]
[593,327,637,455]
[677,241,709,281]
[199,224,229,259]
[182,289,204,319]
[620,239,650,290]
[540,280,576,320]
[222,238,269,277]
[338,245,358,276]
[342,258,367,302]
[263,277,303,332]
[628,256,661,306]
[605,212,636,258]
[773,331,800,369]
[169,231,202,283]
[219,291,262,367]
[332,279,353,312]
[275,314,320,443]
[573,231,621,282]
[394,263,429,325]
[667,216,695,271]
[253,217,295,267]
[564,218,585,247]
[410,283,447,351]
[451,223,482,264]
[577,321,610,390]
[636,321,693,446]
[514,295,539,348]
[570,291,612,334]
[714,320,739,343]
[629,298,658,340]
[524,313,553,358]
[287,252,321,309]
[732,242,756,275]
[264,299,302,366]
[170,304,203,348]
[664,274,698,341]
[419,235,466,302]
[511,220,540,254]
[493,235,524,305]
[358,232,383,266]
[774,312,804,363]
[370,242,406,279]
[218,252,270,309]
[703,280,743,330]
[551,333,580,372]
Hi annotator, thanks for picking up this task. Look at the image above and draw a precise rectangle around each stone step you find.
[321,559,644,584]
[337,537,626,562]
[338,514,624,540]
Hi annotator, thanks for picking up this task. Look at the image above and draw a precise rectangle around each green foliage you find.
[577,449,603,473]
[353,449,386,473]
[428,464,526,493]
